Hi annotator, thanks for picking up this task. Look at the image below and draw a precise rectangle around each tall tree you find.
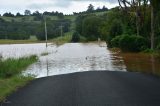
[24,10,31,16]
[118,0,149,36]
[87,4,94,13]
[3,12,14,17]
[150,0,160,49]
[16,12,22,17]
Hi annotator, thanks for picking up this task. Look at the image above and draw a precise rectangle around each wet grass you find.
[0,55,38,102]
[0,55,38,78]
[0,76,34,102]
[0,39,44,44]
[41,52,49,56]
[52,32,72,45]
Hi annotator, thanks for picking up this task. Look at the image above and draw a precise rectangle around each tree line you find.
[73,4,108,15]
[2,10,64,17]
[0,18,71,40]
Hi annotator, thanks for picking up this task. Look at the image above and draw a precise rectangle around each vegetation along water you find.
[0,55,38,101]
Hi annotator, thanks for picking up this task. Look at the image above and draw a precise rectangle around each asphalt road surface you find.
[2,71,160,106]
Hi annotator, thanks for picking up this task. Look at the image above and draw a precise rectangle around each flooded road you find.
[24,43,126,78]
[0,43,159,78]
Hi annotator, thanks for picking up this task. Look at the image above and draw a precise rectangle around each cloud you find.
[0,0,118,15]
[28,3,55,9]
[53,0,118,8]
[54,0,72,7]
[71,0,117,3]
[27,0,118,9]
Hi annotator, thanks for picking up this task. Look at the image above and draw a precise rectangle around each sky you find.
[0,0,118,15]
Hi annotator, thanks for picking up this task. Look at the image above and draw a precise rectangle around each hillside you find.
[0,10,108,42]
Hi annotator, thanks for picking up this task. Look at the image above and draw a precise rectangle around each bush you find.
[79,36,87,42]
[82,16,102,41]
[142,49,154,53]
[71,32,80,42]
[106,19,123,48]
[119,35,147,52]
[109,19,123,38]
[111,36,121,47]
[157,43,160,50]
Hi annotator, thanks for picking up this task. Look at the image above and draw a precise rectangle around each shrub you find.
[142,49,154,53]
[109,19,123,38]
[71,32,80,42]
[80,36,87,42]
[111,36,121,47]
[156,43,160,50]
[119,35,147,52]
[82,16,102,41]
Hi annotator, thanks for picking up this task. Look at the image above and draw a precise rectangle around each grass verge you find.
[0,39,44,44]
[41,52,49,56]
[0,55,38,102]
[52,32,72,45]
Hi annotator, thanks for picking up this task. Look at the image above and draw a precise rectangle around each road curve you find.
[2,71,160,106]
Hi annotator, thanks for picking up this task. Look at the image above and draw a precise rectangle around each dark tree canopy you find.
[24,10,31,16]
[87,4,94,13]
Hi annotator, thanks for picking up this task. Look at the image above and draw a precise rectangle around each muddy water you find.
[119,53,160,76]
[0,43,159,78]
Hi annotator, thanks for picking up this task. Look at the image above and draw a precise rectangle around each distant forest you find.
[0,5,108,40]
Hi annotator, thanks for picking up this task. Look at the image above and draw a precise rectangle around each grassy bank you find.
[52,32,72,45]
[142,49,160,56]
[0,33,72,45]
[0,39,44,44]
[0,55,38,102]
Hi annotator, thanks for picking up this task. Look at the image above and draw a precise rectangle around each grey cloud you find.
[53,0,118,8]
[25,0,118,12]
[54,0,72,7]
[28,3,55,9]
[71,0,117,3]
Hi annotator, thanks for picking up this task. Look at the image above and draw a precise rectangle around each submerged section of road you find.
[24,43,126,78]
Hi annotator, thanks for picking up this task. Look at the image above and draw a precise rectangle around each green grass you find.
[94,11,108,16]
[142,49,160,56]
[0,76,34,102]
[65,15,76,21]
[0,55,38,101]
[0,55,38,78]
[0,39,48,44]
[0,16,35,22]
[52,32,73,45]
[1,15,76,22]
[41,52,49,56]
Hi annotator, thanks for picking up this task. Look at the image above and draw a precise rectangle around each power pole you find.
[44,16,48,48]
[60,24,63,38]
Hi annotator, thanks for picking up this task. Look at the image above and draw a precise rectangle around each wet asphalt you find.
[1,71,160,106]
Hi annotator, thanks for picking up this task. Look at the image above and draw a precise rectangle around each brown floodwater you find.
[0,43,159,78]
[119,53,160,76]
